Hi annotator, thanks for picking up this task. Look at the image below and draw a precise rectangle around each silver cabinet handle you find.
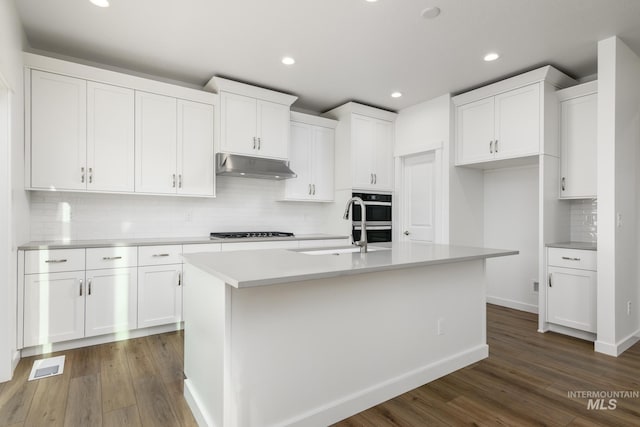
[561,177,566,191]
[172,174,176,188]
[88,278,92,296]
[308,184,312,195]
[178,174,182,188]
[257,137,261,150]
[102,256,122,260]
[312,184,316,195]
[374,174,377,184]
[495,139,499,152]
[253,137,257,149]
[561,256,581,261]
[81,167,85,183]
[79,279,83,296]
[153,253,170,257]
[548,274,552,288]
[489,141,494,154]
[370,173,374,184]
[88,167,93,184]
[178,272,182,287]
[45,259,67,263]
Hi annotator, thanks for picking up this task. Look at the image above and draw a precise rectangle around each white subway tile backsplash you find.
[29,177,333,241]
[569,199,597,243]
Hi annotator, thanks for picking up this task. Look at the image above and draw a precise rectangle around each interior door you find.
[402,152,436,242]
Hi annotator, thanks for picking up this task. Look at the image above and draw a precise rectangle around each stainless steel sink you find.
[298,246,390,255]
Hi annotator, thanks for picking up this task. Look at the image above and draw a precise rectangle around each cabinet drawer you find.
[25,248,85,274]
[86,247,137,270]
[548,248,597,270]
[138,245,183,266]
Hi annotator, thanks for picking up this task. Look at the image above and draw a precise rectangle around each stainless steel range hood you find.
[216,153,297,180]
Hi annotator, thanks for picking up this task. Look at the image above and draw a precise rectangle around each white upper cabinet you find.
[135,91,178,194]
[87,81,135,192]
[284,113,336,202]
[177,100,215,196]
[135,94,215,196]
[30,70,87,190]
[557,81,597,199]
[25,54,216,197]
[324,102,397,191]
[207,77,297,160]
[456,83,540,165]
[453,66,576,167]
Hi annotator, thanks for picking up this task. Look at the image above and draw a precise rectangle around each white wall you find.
[596,36,640,356]
[484,165,539,312]
[30,177,334,241]
[0,0,28,383]
[394,94,451,243]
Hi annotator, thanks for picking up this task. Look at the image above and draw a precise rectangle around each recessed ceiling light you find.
[484,52,500,62]
[366,0,378,2]
[421,7,441,19]
[281,57,295,66]
[391,92,402,98]
[90,0,110,7]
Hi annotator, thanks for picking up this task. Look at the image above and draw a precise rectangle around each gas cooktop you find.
[210,231,295,239]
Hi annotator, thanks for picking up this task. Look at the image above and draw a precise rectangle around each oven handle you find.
[358,201,392,207]
[353,225,392,231]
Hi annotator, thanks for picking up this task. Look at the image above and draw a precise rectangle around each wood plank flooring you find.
[1,304,639,426]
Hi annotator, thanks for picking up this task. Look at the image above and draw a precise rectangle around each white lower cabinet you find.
[23,271,86,347]
[138,264,183,328]
[85,267,138,337]
[546,248,597,333]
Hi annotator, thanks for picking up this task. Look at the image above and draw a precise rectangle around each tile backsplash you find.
[569,199,597,243]
[29,177,333,241]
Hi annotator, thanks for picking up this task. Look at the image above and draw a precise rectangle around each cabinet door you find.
[547,266,596,333]
[220,92,257,156]
[87,82,135,192]
[23,271,85,347]
[30,70,87,190]
[560,94,597,198]
[372,119,393,190]
[177,100,215,196]
[135,91,178,194]
[85,267,137,337]
[311,126,335,201]
[256,100,289,159]
[284,122,313,200]
[138,265,183,328]
[455,97,495,165]
[494,83,540,159]
[351,114,376,189]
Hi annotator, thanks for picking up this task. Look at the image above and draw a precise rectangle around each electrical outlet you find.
[627,301,632,316]
[437,318,445,335]
[617,213,623,228]
[532,279,539,292]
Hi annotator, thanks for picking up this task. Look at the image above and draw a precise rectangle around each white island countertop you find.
[182,241,518,288]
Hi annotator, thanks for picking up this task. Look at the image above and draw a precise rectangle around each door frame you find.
[394,141,448,243]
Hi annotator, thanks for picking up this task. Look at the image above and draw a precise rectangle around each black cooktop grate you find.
[210,231,295,239]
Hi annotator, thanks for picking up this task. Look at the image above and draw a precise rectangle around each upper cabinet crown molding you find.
[322,101,397,122]
[290,111,338,129]
[556,80,597,102]
[205,76,297,106]
[23,52,217,105]
[452,65,577,106]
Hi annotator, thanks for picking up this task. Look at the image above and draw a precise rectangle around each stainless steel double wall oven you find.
[351,192,392,243]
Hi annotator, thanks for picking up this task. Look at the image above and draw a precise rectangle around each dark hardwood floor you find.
[1,304,639,426]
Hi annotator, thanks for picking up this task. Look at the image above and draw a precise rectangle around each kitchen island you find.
[182,242,517,427]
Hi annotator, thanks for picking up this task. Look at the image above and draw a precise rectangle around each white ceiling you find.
[14,0,640,113]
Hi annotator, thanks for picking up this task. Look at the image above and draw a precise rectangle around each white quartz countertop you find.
[182,242,519,288]
[18,234,348,250]
[546,242,597,251]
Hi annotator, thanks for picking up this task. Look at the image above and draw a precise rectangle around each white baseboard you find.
[547,323,596,342]
[20,323,183,357]
[282,344,489,427]
[487,296,538,314]
[185,379,215,427]
[595,329,640,357]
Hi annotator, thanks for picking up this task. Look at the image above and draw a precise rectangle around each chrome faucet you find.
[343,196,368,253]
